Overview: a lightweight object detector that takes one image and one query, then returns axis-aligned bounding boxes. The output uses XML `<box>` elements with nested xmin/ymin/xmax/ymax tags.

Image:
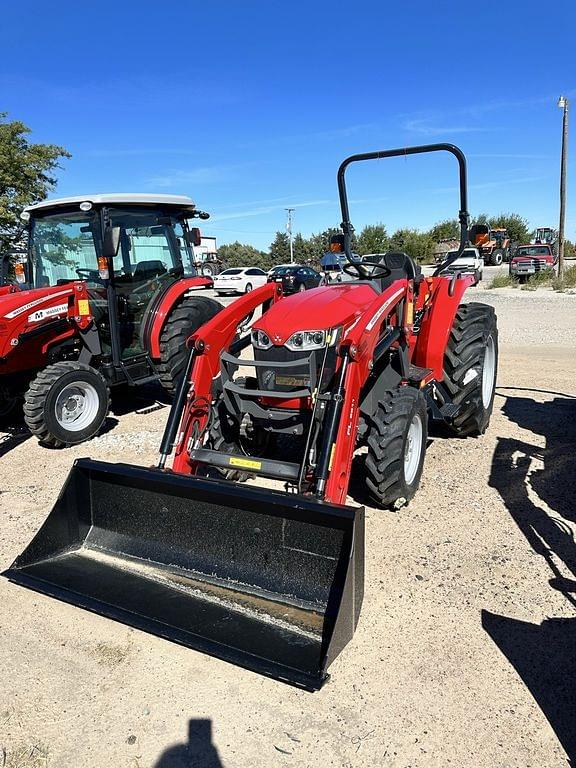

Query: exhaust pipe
<box><xmin>4</xmin><ymin>459</ymin><xmax>364</xmax><ymax>689</ymax></box>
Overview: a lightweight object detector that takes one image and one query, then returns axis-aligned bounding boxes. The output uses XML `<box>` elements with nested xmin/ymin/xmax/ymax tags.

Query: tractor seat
<box><xmin>133</xmin><ymin>260</ymin><xmax>167</xmax><ymax>281</ymax></box>
<box><xmin>365</xmin><ymin>251</ymin><xmax>422</xmax><ymax>291</ymax></box>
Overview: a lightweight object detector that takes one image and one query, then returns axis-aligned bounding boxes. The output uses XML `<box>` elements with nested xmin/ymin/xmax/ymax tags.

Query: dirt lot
<box><xmin>1</xmin><ymin>287</ymin><xmax>576</xmax><ymax>768</ymax></box>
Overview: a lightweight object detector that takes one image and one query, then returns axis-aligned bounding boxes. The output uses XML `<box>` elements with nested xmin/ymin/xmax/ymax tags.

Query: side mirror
<box><xmin>187</xmin><ymin>227</ymin><xmax>202</xmax><ymax>247</ymax></box>
<box><xmin>102</xmin><ymin>226</ymin><xmax>121</xmax><ymax>259</ymax></box>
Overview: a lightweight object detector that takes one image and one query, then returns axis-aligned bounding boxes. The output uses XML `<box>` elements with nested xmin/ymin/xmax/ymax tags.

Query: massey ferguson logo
<box><xmin>28</xmin><ymin>303</ymin><xmax>68</xmax><ymax>323</ymax></box>
<box><xmin>4</xmin><ymin>289</ymin><xmax>72</xmax><ymax>319</ymax></box>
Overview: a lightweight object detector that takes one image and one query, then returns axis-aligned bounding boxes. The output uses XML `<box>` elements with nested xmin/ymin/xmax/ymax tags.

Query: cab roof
<box><xmin>24</xmin><ymin>194</ymin><xmax>197</xmax><ymax>214</ymax></box>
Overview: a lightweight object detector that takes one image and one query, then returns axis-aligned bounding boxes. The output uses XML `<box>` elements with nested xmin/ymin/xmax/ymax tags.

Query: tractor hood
<box><xmin>0</xmin><ymin>285</ymin><xmax>75</xmax><ymax>324</ymax></box>
<box><xmin>254</xmin><ymin>283</ymin><xmax>378</xmax><ymax>344</ymax></box>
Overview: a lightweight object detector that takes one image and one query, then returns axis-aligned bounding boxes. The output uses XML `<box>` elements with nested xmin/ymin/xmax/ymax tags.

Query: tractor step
<box><xmin>190</xmin><ymin>448</ymin><xmax>301</xmax><ymax>482</ymax></box>
<box><xmin>407</xmin><ymin>365</ymin><xmax>433</xmax><ymax>383</ymax></box>
<box><xmin>439</xmin><ymin>402</ymin><xmax>459</xmax><ymax>420</ymax></box>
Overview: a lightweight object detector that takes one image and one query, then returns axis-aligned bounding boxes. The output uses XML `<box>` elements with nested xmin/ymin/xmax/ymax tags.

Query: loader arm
<box><xmin>324</xmin><ymin>281</ymin><xmax>410</xmax><ymax>505</ymax></box>
<box><xmin>171</xmin><ymin>282</ymin><xmax>282</xmax><ymax>472</ymax></box>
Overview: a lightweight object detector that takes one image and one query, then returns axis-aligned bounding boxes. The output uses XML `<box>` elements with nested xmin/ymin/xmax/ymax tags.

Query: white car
<box><xmin>439</xmin><ymin>247</ymin><xmax>483</xmax><ymax>285</ymax></box>
<box><xmin>214</xmin><ymin>267</ymin><xmax>268</xmax><ymax>295</ymax></box>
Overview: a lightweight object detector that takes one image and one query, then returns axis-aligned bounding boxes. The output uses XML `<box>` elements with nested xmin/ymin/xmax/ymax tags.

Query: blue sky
<box><xmin>2</xmin><ymin>0</ymin><xmax>574</xmax><ymax>248</ymax></box>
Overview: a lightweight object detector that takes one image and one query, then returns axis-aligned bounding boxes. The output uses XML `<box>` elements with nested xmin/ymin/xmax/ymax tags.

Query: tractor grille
<box><xmin>253</xmin><ymin>345</ymin><xmax>338</xmax><ymax>395</ymax></box>
<box><xmin>254</xmin><ymin>346</ymin><xmax>316</xmax><ymax>393</ymax></box>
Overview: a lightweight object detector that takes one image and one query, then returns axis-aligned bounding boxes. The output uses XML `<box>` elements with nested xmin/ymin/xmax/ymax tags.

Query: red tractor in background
<box><xmin>0</xmin><ymin>194</ymin><xmax>222</xmax><ymax>444</ymax></box>
<box><xmin>6</xmin><ymin>144</ymin><xmax>499</xmax><ymax>690</ymax></box>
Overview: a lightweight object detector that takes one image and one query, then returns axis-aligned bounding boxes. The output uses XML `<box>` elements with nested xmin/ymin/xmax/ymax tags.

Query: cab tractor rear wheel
<box><xmin>443</xmin><ymin>302</ymin><xmax>498</xmax><ymax>436</ymax></box>
<box><xmin>158</xmin><ymin>296</ymin><xmax>223</xmax><ymax>395</ymax></box>
<box><xmin>23</xmin><ymin>362</ymin><xmax>110</xmax><ymax>448</ymax></box>
<box><xmin>364</xmin><ymin>387</ymin><xmax>428</xmax><ymax>509</ymax></box>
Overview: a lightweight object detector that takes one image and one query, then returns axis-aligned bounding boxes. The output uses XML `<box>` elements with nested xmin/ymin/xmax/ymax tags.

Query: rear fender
<box><xmin>413</xmin><ymin>275</ymin><xmax>474</xmax><ymax>379</ymax></box>
<box><xmin>147</xmin><ymin>277</ymin><xmax>214</xmax><ymax>359</ymax></box>
<box><xmin>172</xmin><ymin>283</ymin><xmax>282</xmax><ymax>473</ymax></box>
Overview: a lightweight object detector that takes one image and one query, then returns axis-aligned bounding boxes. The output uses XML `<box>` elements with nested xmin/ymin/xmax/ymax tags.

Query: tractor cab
<box><xmin>22</xmin><ymin>195</ymin><xmax>208</xmax><ymax>367</ymax></box>
<box><xmin>0</xmin><ymin>195</ymin><xmax>220</xmax><ymax>441</ymax></box>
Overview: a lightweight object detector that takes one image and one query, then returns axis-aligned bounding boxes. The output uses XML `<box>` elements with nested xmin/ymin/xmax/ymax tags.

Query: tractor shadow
<box><xmin>110</xmin><ymin>381</ymin><xmax>171</xmax><ymax>418</ymax></box>
<box><xmin>485</xmin><ymin>391</ymin><xmax>576</xmax><ymax>764</ymax></box>
<box><xmin>153</xmin><ymin>719</ymin><xmax>224</xmax><ymax>768</ymax></box>
<box><xmin>0</xmin><ymin>421</ymin><xmax>32</xmax><ymax>459</ymax></box>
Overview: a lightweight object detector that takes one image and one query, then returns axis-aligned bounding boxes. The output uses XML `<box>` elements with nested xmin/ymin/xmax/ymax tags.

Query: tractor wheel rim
<box><xmin>482</xmin><ymin>335</ymin><xmax>496</xmax><ymax>408</ymax></box>
<box><xmin>55</xmin><ymin>382</ymin><xmax>100</xmax><ymax>432</ymax></box>
<box><xmin>404</xmin><ymin>413</ymin><xmax>423</xmax><ymax>485</ymax></box>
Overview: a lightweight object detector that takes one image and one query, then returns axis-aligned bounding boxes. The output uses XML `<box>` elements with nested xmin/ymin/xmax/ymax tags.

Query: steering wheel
<box><xmin>76</xmin><ymin>268</ymin><xmax>105</xmax><ymax>285</ymax></box>
<box><xmin>343</xmin><ymin>259</ymin><xmax>391</xmax><ymax>280</ymax></box>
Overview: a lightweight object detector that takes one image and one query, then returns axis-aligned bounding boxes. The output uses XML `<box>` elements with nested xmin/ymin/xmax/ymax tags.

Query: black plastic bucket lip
<box><xmin>4</xmin><ymin>566</ymin><xmax>327</xmax><ymax>691</ymax></box>
<box><xmin>3</xmin><ymin>459</ymin><xmax>363</xmax><ymax>691</ymax></box>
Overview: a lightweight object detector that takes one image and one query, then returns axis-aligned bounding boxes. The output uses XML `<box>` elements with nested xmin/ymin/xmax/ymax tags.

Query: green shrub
<box><xmin>489</xmin><ymin>274</ymin><xmax>518</xmax><ymax>289</ymax></box>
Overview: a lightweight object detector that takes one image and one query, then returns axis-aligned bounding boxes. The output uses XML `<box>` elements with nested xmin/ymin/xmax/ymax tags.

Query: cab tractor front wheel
<box><xmin>24</xmin><ymin>362</ymin><xmax>110</xmax><ymax>448</ymax></box>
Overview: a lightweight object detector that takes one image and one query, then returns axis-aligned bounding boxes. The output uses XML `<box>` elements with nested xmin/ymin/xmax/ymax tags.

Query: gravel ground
<box><xmin>1</xmin><ymin>287</ymin><xmax>576</xmax><ymax>767</ymax></box>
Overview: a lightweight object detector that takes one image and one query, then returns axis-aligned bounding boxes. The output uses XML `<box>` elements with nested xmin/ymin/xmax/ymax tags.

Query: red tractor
<box><xmin>0</xmin><ymin>194</ymin><xmax>222</xmax><ymax>443</ymax></box>
<box><xmin>6</xmin><ymin>144</ymin><xmax>498</xmax><ymax>690</ymax></box>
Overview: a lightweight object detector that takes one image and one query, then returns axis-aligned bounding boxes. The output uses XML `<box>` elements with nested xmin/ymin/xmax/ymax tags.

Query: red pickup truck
<box><xmin>509</xmin><ymin>244</ymin><xmax>556</xmax><ymax>281</ymax></box>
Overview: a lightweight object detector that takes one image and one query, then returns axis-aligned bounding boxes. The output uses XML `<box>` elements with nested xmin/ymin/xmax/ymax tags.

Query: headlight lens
<box><xmin>251</xmin><ymin>329</ymin><xmax>273</xmax><ymax>349</ymax></box>
<box><xmin>285</xmin><ymin>330</ymin><xmax>327</xmax><ymax>352</ymax></box>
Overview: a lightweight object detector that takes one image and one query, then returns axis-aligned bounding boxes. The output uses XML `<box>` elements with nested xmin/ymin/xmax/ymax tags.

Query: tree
<box><xmin>292</xmin><ymin>232</ymin><xmax>316</xmax><ymax>264</ymax></box>
<box><xmin>269</xmin><ymin>231</ymin><xmax>291</xmax><ymax>264</ymax></box>
<box><xmin>388</xmin><ymin>228</ymin><xmax>436</xmax><ymax>264</ymax></box>
<box><xmin>0</xmin><ymin>112</ymin><xmax>71</xmax><ymax>257</ymax></box>
<box><xmin>428</xmin><ymin>219</ymin><xmax>459</xmax><ymax>242</ymax></box>
<box><xmin>357</xmin><ymin>224</ymin><xmax>389</xmax><ymax>255</ymax></box>
<box><xmin>218</xmin><ymin>241</ymin><xmax>270</xmax><ymax>270</ymax></box>
<box><xmin>487</xmin><ymin>213</ymin><xmax>531</xmax><ymax>244</ymax></box>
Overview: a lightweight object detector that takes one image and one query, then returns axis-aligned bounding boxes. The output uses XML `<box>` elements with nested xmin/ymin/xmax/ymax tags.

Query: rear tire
<box><xmin>443</xmin><ymin>303</ymin><xmax>498</xmax><ymax>436</ymax></box>
<box><xmin>364</xmin><ymin>387</ymin><xmax>428</xmax><ymax>509</ymax></box>
<box><xmin>158</xmin><ymin>296</ymin><xmax>223</xmax><ymax>395</ymax></box>
<box><xmin>244</xmin><ymin>283</ymin><xmax>253</xmax><ymax>294</ymax></box>
<box><xmin>24</xmin><ymin>362</ymin><xmax>110</xmax><ymax>448</ymax></box>
<box><xmin>201</xmin><ymin>263</ymin><xmax>215</xmax><ymax>277</ymax></box>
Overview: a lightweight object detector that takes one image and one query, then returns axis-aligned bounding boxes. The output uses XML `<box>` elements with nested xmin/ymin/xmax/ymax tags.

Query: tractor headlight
<box><xmin>285</xmin><ymin>330</ymin><xmax>327</xmax><ymax>352</ymax></box>
<box><xmin>251</xmin><ymin>329</ymin><xmax>273</xmax><ymax>350</ymax></box>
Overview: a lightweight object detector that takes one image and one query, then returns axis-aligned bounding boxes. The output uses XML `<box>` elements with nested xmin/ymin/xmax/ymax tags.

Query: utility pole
<box><xmin>285</xmin><ymin>208</ymin><xmax>294</xmax><ymax>263</ymax></box>
<box><xmin>557</xmin><ymin>96</ymin><xmax>569</xmax><ymax>279</ymax></box>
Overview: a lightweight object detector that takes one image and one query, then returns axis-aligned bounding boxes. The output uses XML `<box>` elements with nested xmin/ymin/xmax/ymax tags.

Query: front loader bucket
<box><xmin>4</xmin><ymin>459</ymin><xmax>364</xmax><ymax>690</ymax></box>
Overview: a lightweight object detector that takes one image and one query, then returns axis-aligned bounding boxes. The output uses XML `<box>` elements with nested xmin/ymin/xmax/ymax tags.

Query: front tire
<box><xmin>443</xmin><ymin>303</ymin><xmax>498</xmax><ymax>436</ymax></box>
<box><xmin>490</xmin><ymin>249</ymin><xmax>504</xmax><ymax>266</ymax></box>
<box><xmin>244</xmin><ymin>282</ymin><xmax>253</xmax><ymax>294</ymax></box>
<box><xmin>23</xmin><ymin>362</ymin><xmax>110</xmax><ymax>447</ymax></box>
<box><xmin>158</xmin><ymin>295</ymin><xmax>223</xmax><ymax>395</ymax></box>
<box><xmin>365</xmin><ymin>387</ymin><xmax>428</xmax><ymax>509</ymax></box>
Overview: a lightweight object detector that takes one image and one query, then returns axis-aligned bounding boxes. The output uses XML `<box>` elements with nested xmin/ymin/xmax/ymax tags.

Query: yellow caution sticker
<box><xmin>77</xmin><ymin>299</ymin><xmax>90</xmax><ymax>316</ymax></box>
<box><xmin>406</xmin><ymin>302</ymin><xmax>414</xmax><ymax>325</ymax></box>
<box><xmin>229</xmin><ymin>457</ymin><xmax>262</xmax><ymax>470</ymax></box>
<box><xmin>328</xmin><ymin>443</ymin><xmax>336</xmax><ymax>471</ymax></box>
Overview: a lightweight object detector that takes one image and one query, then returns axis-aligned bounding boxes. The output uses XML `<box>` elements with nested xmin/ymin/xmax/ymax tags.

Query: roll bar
<box><xmin>336</xmin><ymin>143</ymin><xmax>470</xmax><ymax>276</ymax></box>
